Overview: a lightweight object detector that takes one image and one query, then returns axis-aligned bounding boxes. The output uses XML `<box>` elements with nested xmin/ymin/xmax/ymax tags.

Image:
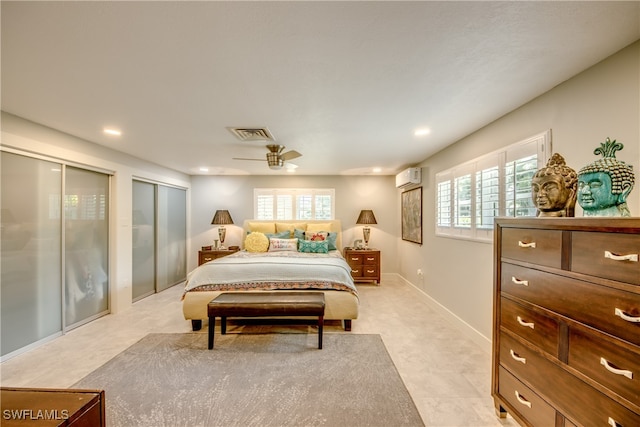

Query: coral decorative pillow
<box><xmin>298</xmin><ymin>239</ymin><xmax>329</xmax><ymax>253</ymax></box>
<box><xmin>305</xmin><ymin>231</ymin><xmax>338</xmax><ymax>251</ymax></box>
<box><xmin>268</xmin><ymin>238</ymin><xmax>298</xmax><ymax>252</ymax></box>
<box><xmin>245</xmin><ymin>232</ymin><xmax>269</xmax><ymax>253</ymax></box>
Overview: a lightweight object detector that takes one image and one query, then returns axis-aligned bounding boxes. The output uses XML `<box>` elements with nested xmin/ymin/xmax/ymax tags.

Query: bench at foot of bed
<box><xmin>190</xmin><ymin>318</ymin><xmax>351</xmax><ymax>331</ymax></box>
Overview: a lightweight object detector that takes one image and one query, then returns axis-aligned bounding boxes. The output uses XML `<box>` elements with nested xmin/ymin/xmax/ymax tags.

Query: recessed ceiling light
<box><xmin>103</xmin><ymin>128</ymin><xmax>122</xmax><ymax>136</ymax></box>
<box><xmin>199</xmin><ymin>167</ymin><xmax>209</xmax><ymax>173</ymax></box>
<box><xmin>372</xmin><ymin>167</ymin><xmax>382</xmax><ymax>173</ymax></box>
<box><xmin>414</xmin><ymin>128</ymin><xmax>431</xmax><ymax>136</ymax></box>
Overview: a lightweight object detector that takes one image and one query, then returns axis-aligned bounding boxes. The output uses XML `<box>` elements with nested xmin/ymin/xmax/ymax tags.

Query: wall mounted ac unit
<box><xmin>395</xmin><ymin>167</ymin><xmax>421</xmax><ymax>188</ymax></box>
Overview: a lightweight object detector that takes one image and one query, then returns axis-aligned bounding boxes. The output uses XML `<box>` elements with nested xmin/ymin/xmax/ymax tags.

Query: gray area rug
<box><xmin>73</xmin><ymin>333</ymin><xmax>424</xmax><ymax>427</ymax></box>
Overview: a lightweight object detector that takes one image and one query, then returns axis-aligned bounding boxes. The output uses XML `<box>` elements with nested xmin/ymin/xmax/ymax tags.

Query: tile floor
<box><xmin>0</xmin><ymin>276</ymin><xmax>518</xmax><ymax>427</ymax></box>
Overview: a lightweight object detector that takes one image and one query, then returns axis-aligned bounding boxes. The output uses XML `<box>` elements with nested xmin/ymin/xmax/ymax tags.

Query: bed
<box><xmin>182</xmin><ymin>219</ymin><xmax>359</xmax><ymax>331</ymax></box>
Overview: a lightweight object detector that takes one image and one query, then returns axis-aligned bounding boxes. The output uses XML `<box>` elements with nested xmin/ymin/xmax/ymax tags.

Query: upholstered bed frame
<box><xmin>182</xmin><ymin>219</ymin><xmax>359</xmax><ymax>331</ymax></box>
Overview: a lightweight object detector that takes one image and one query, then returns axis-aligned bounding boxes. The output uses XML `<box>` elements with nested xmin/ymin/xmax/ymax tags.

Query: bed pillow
<box><xmin>306</xmin><ymin>223</ymin><xmax>332</xmax><ymax>232</ymax></box>
<box><xmin>245</xmin><ymin>232</ymin><xmax>270</xmax><ymax>253</ymax></box>
<box><xmin>276</xmin><ymin>222</ymin><xmax>307</xmax><ymax>237</ymax></box>
<box><xmin>293</xmin><ymin>228</ymin><xmax>306</xmax><ymax>241</ymax></box>
<box><xmin>305</xmin><ymin>231</ymin><xmax>338</xmax><ymax>251</ymax></box>
<box><xmin>268</xmin><ymin>238</ymin><xmax>298</xmax><ymax>252</ymax></box>
<box><xmin>247</xmin><ymin>222</ymin><xmax>276</xmax><ymax>234</ymax></box>
<box><xmin>298</xmin><ymin>239</ymin><xmax>329</xmax><ymax>254</ymax></box>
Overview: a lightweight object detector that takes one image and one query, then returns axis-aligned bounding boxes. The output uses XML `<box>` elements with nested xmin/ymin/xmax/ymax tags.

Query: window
<box><xmin>254</xmin><ymin>188</ymin><xmax>335</xmax><ymax>220</ymax></box>
<box><xmin>436</xmin><ymin>130</ymin><xmax>550</xmax><ymax>241</ymax></box>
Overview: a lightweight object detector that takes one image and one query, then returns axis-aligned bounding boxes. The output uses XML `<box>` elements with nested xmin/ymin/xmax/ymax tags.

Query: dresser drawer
<box><xmin>362</xmin><ymin>252</ymin><xmax>379</xmax><ymax>265</ymax></box>
<box><xmin>500</xmin><ymin>297</ymin><xmax>559</xmax><ymax>356</ymax></box>
<box><xmin>346</xmin><ymin>253</ymin><xmax>365</xmax><ymax>266</ymax></box>
<box><xmin>498</xmin><ymin>366</ymin><xmax>557</xmax><ymax>427</ymax></box>
<box><xmin>501</xmin><ymin>228</ymin><xmax>563</xmax><ymax>268</ymax></box>
<box><xmin>501</xmin><ymin>263</ymin><xmax>640</xmax><ymax>346</ymax></box>
<box><xmin>572</xmin><ymin>231</ymin><xmax>640</xmax><ymax>286</ymax></box>
<box><xmin>500</xmin><ymin>332</ymin><xmax>640</xmax><ymax>427</ymax></box>
<box><xmin>362</xmin><ymin>266</ymin><xmax>379</xmax><ymax>278</ymax></box>
<box><xmin>569</xmin><ymin>327</ymin><xmax>640</xmax><ymax>407</ymax></box>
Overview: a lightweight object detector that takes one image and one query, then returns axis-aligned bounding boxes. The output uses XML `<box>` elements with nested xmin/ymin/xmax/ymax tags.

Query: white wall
<box><xmin>1</xmin><ymin>113</ymin><xmax>191</xmax><ymax>314</ymax></box>
<box><xmin>398</xmin><ymin>40</ymin><xmax>640</xmax><ymax>348</ymax></box>
<box><xmin>189</xmin><ymin>174</ymin><xmax>397</xmax><ymax>273</ymax></box>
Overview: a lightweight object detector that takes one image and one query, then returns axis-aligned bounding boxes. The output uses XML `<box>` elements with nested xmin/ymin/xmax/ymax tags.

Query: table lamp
<box><xmin>211</xmin><ymin>210</ymin><xmax>234</xmax><ymax>249</ymax></box>
<box><xmin>356</xmin><ymin>210</ymin><xmax>377</xmax><ymax>249</ymax></box>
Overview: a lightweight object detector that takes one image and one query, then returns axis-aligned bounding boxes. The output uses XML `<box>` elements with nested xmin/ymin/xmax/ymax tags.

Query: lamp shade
<box><xmin>211</xmin><ymin>210</ymin><xmax>234</xmax><ymax>225</ymax></box>
<box><xmin>356</xmin><ymin>210</ymin><xmax>377</xmax><ymax>225</ymax></box>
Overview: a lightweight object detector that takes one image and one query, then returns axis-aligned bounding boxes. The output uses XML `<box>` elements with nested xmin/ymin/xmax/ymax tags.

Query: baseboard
<box><xmin>393</xmin><ymin>273</ymin><xmax>492</xmax><ymax>354</ymax></box>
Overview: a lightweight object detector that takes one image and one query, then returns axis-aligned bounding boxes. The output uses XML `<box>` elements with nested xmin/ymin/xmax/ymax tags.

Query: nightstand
<box><xmin>343</xmin><ymin>248</ymin><xmax>380</xmax><ymax>284</ymax></box>
<box><xmin>198</xmin><ymin>248</ymin><xmax>239</xmax><ymax>265</ymax></box>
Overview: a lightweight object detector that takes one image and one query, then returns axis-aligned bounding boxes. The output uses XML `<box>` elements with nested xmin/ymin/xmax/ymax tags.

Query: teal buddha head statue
<box><xmin>577</xmin><ymin>138</ymin><xmax>635</xmax><ymax>217</ymax></box>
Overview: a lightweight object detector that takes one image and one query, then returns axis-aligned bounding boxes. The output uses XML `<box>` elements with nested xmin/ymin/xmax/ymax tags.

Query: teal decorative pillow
<box><xmin>298</xmin><ymin>239</ymin><xmax>329</xmax><ymax>253</ymax></box>
<box><xmin>305</xmin><ymin>231</ymin><xmax>338</xmax><ymax>251</ymax></box>
<box><xmin>293</xmin><ymin>228</ymin><xmax>306</xmax><ymax>241</ymax></box>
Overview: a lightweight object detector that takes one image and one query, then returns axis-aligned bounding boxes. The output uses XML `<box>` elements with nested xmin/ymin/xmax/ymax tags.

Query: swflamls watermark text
<box><xmin>3</xmin><ymin>409</ymin><xmax>70</xmax><ymax>421</ymax></box>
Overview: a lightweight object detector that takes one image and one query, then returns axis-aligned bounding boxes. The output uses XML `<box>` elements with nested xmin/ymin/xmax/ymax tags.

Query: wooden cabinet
<box><xmin>198</xmin><ymin>248</ymin><xmax>239</xmax><ymax>265</ymax></box>
<box><xmin>493</xmin><ymin>218</ymin><xmax>640</xmax><ymax>427</ymax></box>
<box><xmin>1</xmin><ymin>387</ymin><xmax>105</xmax><ymax>426</ymax></box>
<box><xmin>344</xmin><ymin>249</ymin><xmax>380</xmax><ymax>284</ymax></box>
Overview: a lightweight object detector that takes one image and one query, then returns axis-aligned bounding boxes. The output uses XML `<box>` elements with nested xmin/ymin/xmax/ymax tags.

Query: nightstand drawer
<box><xmin>362</xmin><ymin>253</ymin><xmax>379</xmax><ymax>265</ymax></box>
<box><xmin>572</xmin><ymin>231</ymin><xmax>640</xmax><ymax>286</ymax></box>
<box><xmin>501</xmin><ymin>228</ymin><xmax>563</xmax><ymax>269</ymax></box>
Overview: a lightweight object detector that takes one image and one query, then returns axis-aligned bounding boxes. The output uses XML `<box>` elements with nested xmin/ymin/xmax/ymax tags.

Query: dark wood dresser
<box><xmin>493</xmin><ymin>218</ymin><xmax>639</xmax><ymax>427</ymax></box>
<box><xmin>198</xmin><ymin>248</ymin><xmax>239</xmax><ymax>265</ymax></box>
<box><xmin>343</xmin><ymin>248</ymin><xmax>380</xmax><ymax>284</ymax></box>
<box><xmin>1</xmin><ymin>387</ymin><xmax>105</xmax><ymax>426</ymax></box>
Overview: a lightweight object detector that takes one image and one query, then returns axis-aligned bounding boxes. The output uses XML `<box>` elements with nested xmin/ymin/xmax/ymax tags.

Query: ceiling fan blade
<box><xmin>280</xmin><ymin>150</ymin><xmax>302</xmax><ymax>161</ymax></box>
<box><xmin>232</xmin><ymin>157</ymin><xmax>266</xmax><ymax>162</ymax></box>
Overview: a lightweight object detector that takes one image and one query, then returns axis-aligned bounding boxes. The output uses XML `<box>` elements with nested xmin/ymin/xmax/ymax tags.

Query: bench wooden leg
<box><xmin>221</xmin><ymin>316</ymin><xmax>227</xmax><ymax>334</ymax></box>
<box><xmin>318</xmin><ymin>315</ymin><xmax>324</xmax><ymax>349</ymax></box>
<box><xmin>208</xmin><ymin>317</ymin><xmax>215</xmax><ymax>349</ymax></box>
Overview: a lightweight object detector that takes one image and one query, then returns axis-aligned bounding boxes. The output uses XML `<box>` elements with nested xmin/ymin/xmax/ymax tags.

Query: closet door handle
<box><xmin>604</xmin><ymin>250</ymin><xmax>638</xmax><ymax>262</ymax></box>
<box><xmin>615</xmin><ymin>308</ymin><xmax>640</xmax><ymax>323</ymax></box>
<box><xmin>510</xmin><ymin>349</ymin><xmax>526</xmax><ymax>364</ymax></box>
<box><xmin>514</xmin><ymin>391</ymin><xmax>532</xmax><ymax>408</ymax></box>
<box><xmin>518</xmin><ymin>241</ymin><xmax>536</xmax><ymax>248</ymax></box>
<box><xmin>600</xmin><ymin>357</ymin><xmax>633</xmax><ymax>379</ymax></box>
<box><xmin>516</xmin><ymin>316</ymin><xmax>535</xmax><ymax>329</ymax></box>
<box><xmin>511</xmin><ymin>277</ymin><xmax>529</xmax><ymax>287</ymax></box>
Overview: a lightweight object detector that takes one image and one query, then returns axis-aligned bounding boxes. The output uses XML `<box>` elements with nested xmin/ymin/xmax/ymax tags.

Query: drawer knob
<box><xmin>517</xmin><ymin>241</ymin><xmax>536</xmax><ymax>249</ymax></box>
<box><xmin>614</xmin><ymin>307</ymin><xmax>640</xmax><ymax>323</ymax></box>
<box><xmin>511</xmin><ymin>276</ymin><xmax>529</xmax><ymax>287</ymax></box>
<box><xmin>516</xmin><ymin>316</ymin><xmax>535</xmax><ymax>329</ymax></box>
<box><xmin>600</xmin><ymin>357</ymin><xmax>634</xmax><ymax>380</ymax></box>
<box><xmin>514</xmin><ymin>391</ymin><xmax>532</xmax><ymax>408</ymax></box>
<box><xmin>608</xmin><ymin>417</ymin><xmax>623</xmax><ymax>427</ymax></box>
<box><xmin>510</xmin><ymin>349</ymin><xmax>527</xmax><ymax>364</ymax></box>
<box><xmin>604</xmin><ymin>250</ymin><xmax>638</xmax><ymax>262</ymax></box>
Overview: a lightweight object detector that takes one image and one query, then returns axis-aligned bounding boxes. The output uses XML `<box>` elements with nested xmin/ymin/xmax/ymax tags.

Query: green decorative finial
<box><xmin>593</xmin><ymin>137</ymin><xmax>623</xmax><ymax>159</ymax></box>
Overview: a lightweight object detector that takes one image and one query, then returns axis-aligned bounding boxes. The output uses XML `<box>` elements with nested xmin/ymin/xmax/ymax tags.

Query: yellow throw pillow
<box><xmin>306</xmin><ymin>223</ymin><xmax>332</xmax><ymax>232</ymax></box>
<box><xmin>247</xmin><ymin>222</ymin><xmax>276</xmax><ymax>233</ymax></box>
<box><xmin>245</xmin><ymin>232</ymin><xmax>270</xmax><ymax>253</ymax></box>
<box><xmin>276</xmin><ymin>222</ymin><xmax>307</xmax><ymax>237</ymax></box>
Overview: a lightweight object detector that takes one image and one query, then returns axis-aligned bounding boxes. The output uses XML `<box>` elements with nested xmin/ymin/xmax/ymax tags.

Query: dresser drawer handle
<box><xmin>516</xmin><ymin>316</ymin><xmax>535</xmax><ymax>329</ymax></box>
<box><xmin>615</xmin><ymin>308</ymin><xmax>640</xmax><ymax>323</ymax></box>
<box><xmin>366</xmin><ymin>257</ymin><xmax>376</xmax><ymax>261</ymax></box>
<box><xmin>511</xmin><ymin>277</ymin><xmax>529</xmax><ymax>286</ymax></box>
<box><xmin>604</xmin><ymin>250</ymin><xmax>638</xmax><ymax>262</ymax></box>
<box><xmin>608</xmin><ymin>417</ymin><xmax>623</xmax><ymax>427</ymax></box>
<box><xmin>600</xmin><ymin>357</ymin><xmax>634</xmax><ymax>379</ymax></box>
<box><xmin>366</xmin><ymin>269</ymin><xmax>376</xmax><ymax>274</ymax></box>
<box><xmin>517</xmin><ymin>241</ymin><xmax>536</xmax><ymax>249</ymax></box>
<box><xmin>510</xmin><ymin>349</ymin><xmax>526</xmax><ymax>364</ymax></box>
<box><xmin>514</xmin><ymin>391</ymin><xmax>532</xmax><ymax>408</ymax></box>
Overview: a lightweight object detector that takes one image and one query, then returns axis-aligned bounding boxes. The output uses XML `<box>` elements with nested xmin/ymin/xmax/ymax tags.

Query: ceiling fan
<box><xmin>233</xmin><ymin>144</ymin><xmax>302</xmax><ymax>170</ymax></box>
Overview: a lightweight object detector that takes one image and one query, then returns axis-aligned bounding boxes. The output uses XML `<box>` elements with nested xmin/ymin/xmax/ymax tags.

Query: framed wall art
<box><xmin>401</xmin><ymin>186</ymin><xmax>422</xmax><ymax>244</ymax></box>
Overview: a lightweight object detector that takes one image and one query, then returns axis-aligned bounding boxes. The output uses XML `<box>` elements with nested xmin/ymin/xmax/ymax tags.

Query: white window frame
<box><xmin>435</xmin><ymin>130</ymin><xmax>551</xmax><ymax>242</ymax></box>
<box><xmin>254</xmin><ymin>188</ymin><xmax>335</xmax><ymax>220</ymax></box>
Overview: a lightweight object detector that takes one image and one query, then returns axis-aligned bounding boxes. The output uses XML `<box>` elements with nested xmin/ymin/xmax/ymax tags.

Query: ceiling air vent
<box><xmin>227</xmin><ymin>127</ymin><xmax>275</xmax><ymax>142</ymax></box>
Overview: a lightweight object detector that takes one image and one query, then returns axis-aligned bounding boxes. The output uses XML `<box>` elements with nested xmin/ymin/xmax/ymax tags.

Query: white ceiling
<box><xmin>2</xmin><ymin>1</ymin><xmax>639</xmax><ymax>176</ymax></box>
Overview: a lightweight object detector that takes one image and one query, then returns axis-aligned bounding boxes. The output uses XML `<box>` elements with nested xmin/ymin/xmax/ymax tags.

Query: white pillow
<box><xmin>268</xmin><ymin>238</ymin><xmax>298</xmax><ymax>252</ymax></box>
